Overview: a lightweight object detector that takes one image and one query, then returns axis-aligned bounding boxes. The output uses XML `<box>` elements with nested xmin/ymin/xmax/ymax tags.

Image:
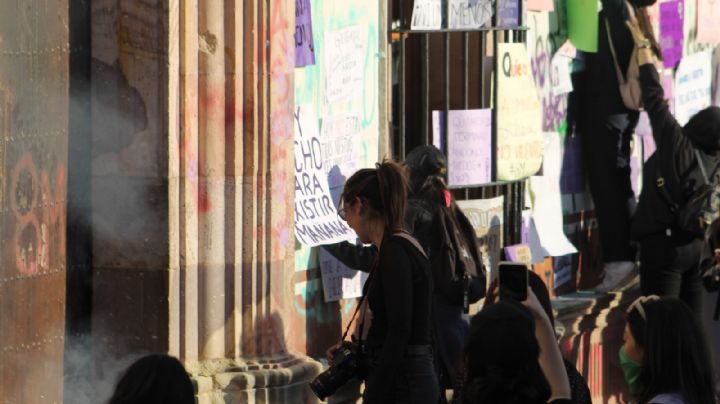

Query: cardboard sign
<box><xmin>448</xmin><ymin>0</ymin><xmax>494</xmax><ymax>29</ymax></box>
<box><xmin>432</xmin><ymin>109</ymin><xmax>492</xmax><ymax>187</ymax></box>
<box><xmin>411</xmin><ymin>0</ymin><xmax>443</xmax><ymax>29</ymax></box>
<box><xmin>674</xmin><ymin>50</ymin><xmax>712</xmax><ymax>126</ymax></box>
<box><xmin>456</xmin><ymin>197</ymin><xmax>504</xmax><ymax>278</ymax></box>
<box><xmin>496</xmin><ymin>43</ymin><xmax>545</xmax><ymax>181</ymax></box>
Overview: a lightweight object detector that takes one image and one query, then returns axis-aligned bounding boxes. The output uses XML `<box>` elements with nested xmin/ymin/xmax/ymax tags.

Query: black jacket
<box><xmin>631</xmin><ymin>64</ymin><xmax>720</xmax><ymax>240</ymax></box>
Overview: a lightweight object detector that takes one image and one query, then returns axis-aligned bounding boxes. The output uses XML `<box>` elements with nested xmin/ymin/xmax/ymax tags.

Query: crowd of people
<box><xmin>312</xmin><ymin>0</ymin><xmax>720</xmax><ymax>402</ymax></box>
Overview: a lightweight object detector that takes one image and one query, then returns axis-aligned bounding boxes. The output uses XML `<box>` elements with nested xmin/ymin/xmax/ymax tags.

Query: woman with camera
<box><xmin>321</xmin><ymin>160</ymin><xmax>439</xmax><ymax>403</ymax></box>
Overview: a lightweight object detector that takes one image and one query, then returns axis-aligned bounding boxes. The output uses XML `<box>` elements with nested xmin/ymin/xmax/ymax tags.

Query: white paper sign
<box><xmin>325</xmin><ymin>26</ymin><xmax>365</xmax><ymax>104</ymax></box>
<box><xmin>448</xmin><ymin>0</ymin><xmax>494</xmax><ymax>29</ymax></box>
<box><xmin>551</xmin><ymin>52</ymin><xmax>573</xmax><ymax>96</ymax></box>
<box><xmin>674</xmin><ymin>50</ymin><xmax>712</xmax><ymax>126</ymax></box>
<box><xmin>411</xmin><ymin>0</ymin><xmax>442</xmax><ymax>30</ymax></box>
<box><xmin>294</xmin><ymin>106</ymin><xmax>356</xmax><ymax>246</ymax></box>
<box><xmin>528</xmin><ymin>133</ymin><xmax>578</xmax><ymax>257</ymax></box>
<box><xmin>319</xmin><ymin>248</ymin><xmax>369</xmax><ymax>302</ymax></box>
<box><xmin>456</xmin><ymin>197</ymin><xmax>504</xmax><ymax>279</ymax></box>
<box><xmin>320</xmin><ymin>114</ymin><xmax>361</xmax><ymax>203</ymax></box>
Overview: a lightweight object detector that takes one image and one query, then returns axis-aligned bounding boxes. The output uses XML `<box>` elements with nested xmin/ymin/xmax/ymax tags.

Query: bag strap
<box><xmin>694</xmin><ymin>149</ymin><xmax>713</xmax><ymax>185</ymax></box>
<box><xmin>394</xmin><ymin>231</ymin><xmax>428</xmax><ymax>259</ymax></box>
<box><xmin>341</xmin><ymin>263</ymin><xmax>377</xmax><ymax>342</ymax></box>
<box><xmin>604</xmin><ymin>18</ymin><xmax>627</xmax><ymax>85</ymax></box>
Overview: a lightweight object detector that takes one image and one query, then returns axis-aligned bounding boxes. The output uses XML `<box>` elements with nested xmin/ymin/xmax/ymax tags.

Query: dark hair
<box><xmin>464</xmin><ymin>302</ymin><xmax>551</xmax><ymax>404</ymax></box>
<box><xmin>485</xmin><ymin>269</ymin><xmax>555</xmax><ymax>329</ymax></box>
<box><xmin>404</xmin><ymin>145</ymin><xmax>447</xmax><ymax>196</ymax></box>
<box><xmin>108</xmin><ymin>354</ymin><xmax>194</xmax><ymax>404</ymax></box>
<box><xmin>626</xmin><ymin>298</ymin><xmax>716</xmax><ymax>404</ymax></box>
<box><xmin>341</xmin><ymin>160</ymin><xmax>408</xmax><ymax>234</ymax></box>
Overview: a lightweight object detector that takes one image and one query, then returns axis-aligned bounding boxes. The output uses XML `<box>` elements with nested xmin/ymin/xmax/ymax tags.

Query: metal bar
<box><xmin>400</xmin><ymin>33</ymin><xmax>406</xmax><ymax>159</ymax></box>
<box><xmin>480</xmin><ymin>32</ymin><xmax>486</xmax><ymax>109</ymax></box>
<box><xmin>463</xmin><ymin>32</ymin><xmax>469</xmax><ymax>109</ymax></box>
<box><xmin>443</xmin><ymin>32</ymin><xmax>450</xmax><ymax>156</ymax></box>
<box><xmin>422</xmin><ymin>33</ymin><xmax>430</xmax><ymax>145</ymax></box>
<box><xmin>391</xmin><ymin>26</ymin><xmax>529</xmax><ymax>34</ymax></box>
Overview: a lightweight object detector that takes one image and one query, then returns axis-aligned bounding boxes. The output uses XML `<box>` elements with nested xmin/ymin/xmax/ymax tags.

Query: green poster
<box><xmin>567</xmin><ymin>0</ymin><xmax>598</xmax><ymax>52</ymax></box>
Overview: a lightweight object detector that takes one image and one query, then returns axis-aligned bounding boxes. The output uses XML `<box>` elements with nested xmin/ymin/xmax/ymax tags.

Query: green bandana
<box><xmin>619</xmin><ymin>345</ymin><xmax>643</xmax><ymax>395</ymax></box>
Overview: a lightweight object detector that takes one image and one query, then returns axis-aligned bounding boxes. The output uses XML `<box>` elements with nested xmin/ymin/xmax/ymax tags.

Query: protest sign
<box><xmin>411</xmin><ymin>0</ymin><xmax>443</xmax><ymax>29</ymax></box>
<box><xmin>497</xmin><ymin>43</ymin><xmax>545</xmax><ymax>181</ymax></box>
<box><xmin>528</xmin><ymin>0</ymin><xmax>553</xmax><ymax>12</ymax></box>
<box><xmin>448</xmin><ymin>0</ymin><xmax>494</xmax><ymax>29</ymax></box>
<box><xmin>567</xmin><ymin>0</ymin><xmax>598</xmax><ymax>52</ymax></box>
<box><xmin>674</xmin><ymin>50</ymin><xmax>712</xmax><ymax>126</ymax></box>
<box><xmin>504</xmin><ymin>244</ymin><xmax>532</xmax><ymax>265</ymax></box>
<box><xmin>294</xmin><ymin>0</ymin><xmax>316</xmax><ymax>67</ymax></box>
<box><xmin>325</xmin><ymin>26</ymin><xmax>365</xmax><ymax>104</ymax></box>
<box><xmin>320</xmin><ymin>114</ymin><xmax>361</xmax><ymax>203</ymax></box>
<box><xmin>457</xmin><ymin>197</ymin><xmax>504</xmax><ymax>278</ymax></box>
<box><xmin>432</xmin><ymin>109</ymin><xmax>492</xmax><ymax>187</ymax></box>
<box><xmin>660</xmin><ymin>0</ymin><xmax>684</xmax><ymax>69</ymax></box>
<box><xmin>497</xmin><ymin>0</ymin><xmax>520</xmax><ymax>26</ymax></box>
<box><xmin>294</xmin><ymin>106</ymin><xmax>356</xmax><ymax>247</ymax></box>
<box><xmin>319</xmin><ymin>248</ymin><xmax>368</xmax><ymax>302</ymax></box>
<box><xmin>697</xmin><ymin>0</ymin><xmax>720</xmax><ymax>44</ymax></box>
<box><xmin>527</xmin><ymin>12</ymin><xmax>569</xmax><ymax>132</ymax></box>
<box><xmin>521</xmin><ymin>210</ymin><xmax>547</xmax><ymax>264</ymax></box>
<box><xmin>528</xmin><ymin>133</ymin><xmax>578</xmax><ymax>257</ymax></box>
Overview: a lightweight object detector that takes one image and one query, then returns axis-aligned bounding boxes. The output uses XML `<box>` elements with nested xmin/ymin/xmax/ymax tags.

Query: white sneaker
<box><xmin>593</xmin><ymin>261</ymin><xmax>639</xmax><ymax>293</ymax></box>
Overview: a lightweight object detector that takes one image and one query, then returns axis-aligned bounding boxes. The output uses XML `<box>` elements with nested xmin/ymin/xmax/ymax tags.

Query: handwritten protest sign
<box><xmin>521</xmin><ymin>210</ymin><xmax>547</xmax><ymax>264</ymax></box>
<box><xmin>320</xmin><ymin>114</ymin><xmax>361</xmax><ymax>203</ymax></box>
<box><xmin>504</xmin><ymin>244</ymin><xmax>532</xmax><ymax>265</ymax></box>
<box><xmin>696</xmin><ymin>0</ymin><xmax>720</xmax><ymax>44</ymax></box>
<box><xmin>448</xmin><ymin>0</ymin><xmax>494</xmax><ymax>29</ymax></box>
<box><xmin>432</xmin><ymin>109</ymin><xmax>492</xmax><ymax>187</ymax></box>
<box><xmin>319</xmin><ymin>248</ymin><xmax>368</xmax><ymax>302</ymax></box>
<box><xmin>528</xmin><ymin>133</ymin><xmax>577</xmax><ymax>257</ymax></box>
<box><xmin>674</xmin><ymin>49</ymin><xmax>712</xmax><ymax>126</ymax></box>
<box><xmin>294</xmin><ymin>106</ymin><xmax>356</xmax><ymax>247</ymax></box>
<box><xmin>660</xmin><ymin>0</ymin><xmax>684</xmax><ymax>69</ymax></box>
<box><xmin>294</xmin><ymin>0</ymin><xmax>316</xmax><ymax>67</ymax></box>
<box><xmin>412</xmin><ymin>0</ymin><xmax>442</xmax><ymax>29</ymax></box>
<box><xmin>497</xmin><ymin>0</ymin><xmax>519</xmax><ymax>26</ymax></box>
<box><xmin>457</xmin><ymin>197</ymin><xmax>504</xmax><ymax>278</ymax></box>
<box><xmin>567</xmin><ymin>0</ymin><xmax>598</xmax><ymax>52</ymax></box>
<box><xmin>496</xmin><ymin>43</ymin><xmax>545</xmax><ymax>181</ymax></box>
<box><xmin>325</xmin><ymin>26</ymin><xmax>365</xmax><ymax>104</ymax></box>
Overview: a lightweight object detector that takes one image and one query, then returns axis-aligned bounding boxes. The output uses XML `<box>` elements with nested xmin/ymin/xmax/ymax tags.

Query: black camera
<box><xmin>309</xmin><ymin>342</ymin><xmax>365</xmax><ymax>400</ymax></box>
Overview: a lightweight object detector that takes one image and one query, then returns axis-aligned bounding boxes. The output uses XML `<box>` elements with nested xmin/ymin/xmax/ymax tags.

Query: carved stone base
<box><xmin>190</xmin><ymin>353</ymin><xmax>323</xmax><ymax>404</ymax></box>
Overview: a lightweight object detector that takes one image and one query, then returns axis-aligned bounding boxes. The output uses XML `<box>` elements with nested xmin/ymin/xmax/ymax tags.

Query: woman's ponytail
<box><xmin>375</xmin><ymin>160</ymin><xmax>408</xmax><ymax>234</ymax></box>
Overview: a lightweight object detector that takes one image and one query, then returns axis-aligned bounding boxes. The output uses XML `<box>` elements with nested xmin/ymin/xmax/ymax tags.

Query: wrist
<box><xmin>635</xmin><ymin>38</ymin><xmax>651</xmax><ymax>49</ymax></box>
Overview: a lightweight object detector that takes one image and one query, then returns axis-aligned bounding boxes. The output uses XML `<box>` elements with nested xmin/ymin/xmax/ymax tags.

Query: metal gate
<box><xmin>0</xmin><ymin>1</ymin><xmax>69</xmax><ymax>402</ymax></box>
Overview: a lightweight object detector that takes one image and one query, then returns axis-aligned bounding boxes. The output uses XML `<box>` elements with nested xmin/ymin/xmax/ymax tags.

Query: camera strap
<box><xmin>340</xmin><ymin>262</ymin><xmax>377</xmax><ymax>343</ymax></box>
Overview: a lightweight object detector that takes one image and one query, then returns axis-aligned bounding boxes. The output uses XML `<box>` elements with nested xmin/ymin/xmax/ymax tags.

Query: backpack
<box><xmin>605</xmin><ymin>1</ymin><xmax>643</xmax><ymax>111</ymax></box>
<box><xmin>431</xmin><ymin>205</ymin><xmax>487</xmax><ymax>312</ymax></box>
<box><xmin>656</xmin><ymin>148</ymin><xmax>720</xmax><ymax>238</ymax></box>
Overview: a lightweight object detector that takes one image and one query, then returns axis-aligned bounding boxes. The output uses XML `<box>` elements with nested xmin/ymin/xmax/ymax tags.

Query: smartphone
<box><xmin>498</xmin><ymin>261</ymin><xmax>529</xmax><ymax>301</ymax></box>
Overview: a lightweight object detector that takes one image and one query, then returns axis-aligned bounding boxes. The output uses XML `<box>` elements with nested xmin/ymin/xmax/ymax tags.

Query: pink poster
<box><xmin>697</xmin><ymin>0</ymin><xmax>720</xmax><ymax>44</ymax></box>
<box><xmin>433</xmin><ymin>109</ymin><xmax>493</xmax><ymax>187</ymax></box>
<box><xmin>527</xmin><ymin>0</ymin><xmax>554</xmax><ymax>11</ymax></box>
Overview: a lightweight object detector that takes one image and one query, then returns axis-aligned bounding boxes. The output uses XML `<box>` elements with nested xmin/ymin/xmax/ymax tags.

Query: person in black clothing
<box><xmin>463</xmin><ymin>294</ymin><xmax>571</xmax><ymax>404</ymax></box>
<box><xmin>323</xmin><ymin>146</ymin><xmax>484</xmax><ymax>402</ymax></box>
<box><xmin>107</xmin><ymin>354</ymin><xmax>194</xmax><ymax>404</ymax></box>
<box><xmin>484</xmin><ymin>270</ymin><xmax>592</xmax><ymax>404</ymax></box>
<box><xmin>626</xmin><ymin>18</ymin><xmax>720</xmax><ymax>317</ymax></box>
<box><xmin>570</xmin><ymin>0</ymin><xmax>661</xmax><ymax>292</ymax></box>
<box><xmin>336</xmin><ymin>160</ymin><xmax>439</xmax><ymax>403</ymax></box>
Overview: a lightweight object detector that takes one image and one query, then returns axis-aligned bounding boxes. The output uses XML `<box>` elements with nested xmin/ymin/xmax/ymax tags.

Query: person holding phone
<box><xmin>464</xmin><ymin>287</ymin><xmax>571</xmax><ymax>404</ymax></box>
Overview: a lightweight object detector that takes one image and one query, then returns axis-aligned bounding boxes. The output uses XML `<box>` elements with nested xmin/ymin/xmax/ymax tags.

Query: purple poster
<box><xmin>295</xmin><ymin>0</ymin><xmax>316</xmax><ymax>67</ymax></box>
<box><xmin>661</xmin><ymin>71</ymin><xmax>674</xmax><ymax>114</ymax></box>
<box><xmin>433</xmin><ymin>109</ymin><xmax>493</xmax><ymax>187</ymax></box>
<box><xmin>497</xmin><ymin>0</ymin><xmax>519</xmax><ymax>27</ymax></box>
<box><xmin>660</xmin><ymin>0</ymin><xmax>684</xmax><ymax>69</ymax></box>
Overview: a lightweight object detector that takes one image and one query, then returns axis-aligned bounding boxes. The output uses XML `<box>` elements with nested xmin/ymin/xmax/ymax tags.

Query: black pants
<box><xmin>640</xmin><ymin>233</ymin><xmax>706</xmax><ymax>317</ymax></box>
<box><xmin>580</xmin><ymin>112</ymin><xmax>638</xmax><ymax>263</ymax></box>
<box><xmin>365</xmin><ymin>349</ymin><xmax>439</xmax><ymax>404</ymax></box>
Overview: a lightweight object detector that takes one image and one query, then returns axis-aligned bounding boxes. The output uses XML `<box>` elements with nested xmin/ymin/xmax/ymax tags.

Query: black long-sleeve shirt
<box><xmin>362</xmin><ymin>235</ymin><xmax>434</xmax><ymax>402</ymax></box>
<box><xmin>631</xmin><ymin>64</ymin><xmax>720</xmax><ymax>239</ymax></box>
